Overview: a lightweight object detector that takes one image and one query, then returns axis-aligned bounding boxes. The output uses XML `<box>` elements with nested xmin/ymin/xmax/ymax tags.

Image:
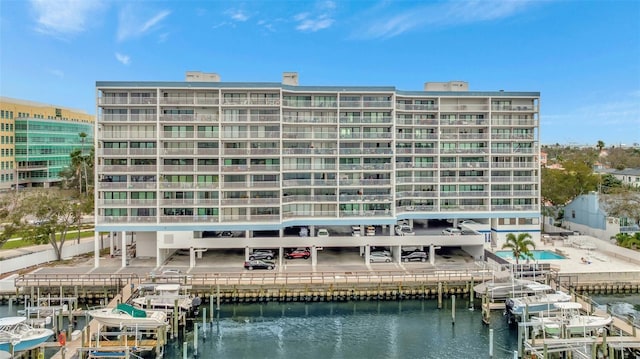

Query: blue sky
<box><xmin>1</xmin><ymin>0</ymin><xmax>638</xmax><ymax>146</ymax></box>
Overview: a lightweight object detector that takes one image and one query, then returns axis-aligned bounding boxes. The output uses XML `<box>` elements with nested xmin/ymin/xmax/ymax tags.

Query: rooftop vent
<box><xmin>186</xmin><ymin>71</ymin><xmax>221</xmax><ymax>82</ymax></box>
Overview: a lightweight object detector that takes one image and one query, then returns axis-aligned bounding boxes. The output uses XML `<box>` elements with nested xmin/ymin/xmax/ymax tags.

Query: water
<box><xmin>2</xmin><ymin>295</ymin><xmax>638</xmax><ymax>359</ymax></box>
<box><xmin>164</xmin><ymin>299</ymin><xmax>520</xmax><ymax>359</ymax></box>
<box><xmin>494</xmin><ymin>250</ymin><xmax>565</xmax><ymax>260</ymax></box>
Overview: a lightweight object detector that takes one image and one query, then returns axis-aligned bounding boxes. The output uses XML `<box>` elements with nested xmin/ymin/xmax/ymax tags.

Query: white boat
<box><xmin>0</xmin><ymin>317</ymin><xmax>54</xmax><ymax>353</ymax></box>
<box><xmin>531</xmin><ymin>302</ymin><xmax>613</xmax><ymax>336</ymax></box>
<box><xmin>132</xmin><ymin>283</ymin><xmax>201</xmax><ymax>316</ymax></box>
<box><xmin>87</xmin><ymin>303</ymin><xmax>168</xmax><ymax>329</ymax></box>
<box><xmin>505</xmin><ymin>284</ymin><xmax>572</xmax><ymax>316</ymax></box>
<box><xmin>473</xmin><ymin>276</ymin><xmax>540</xmax><ymax>300</ymax></box>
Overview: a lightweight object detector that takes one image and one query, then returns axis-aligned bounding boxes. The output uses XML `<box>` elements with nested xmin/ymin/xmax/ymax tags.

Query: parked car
<box><xmin>351</xmin><ymin>226</ymin><xmax>361</xmax><ymax>236</ymax></box>
<box><xmin>244</xmin><ymin>260</ymin><xmax>275</xmax><ymax>270</ymax></box>
<box><xmin>217</xmin><ymin>231</ymin><xmax>235</xmax><ymax>238</ymax></box>
<box><xmin>442</xmin><ymin>228</ymin><xmax>462</xmax><ymax>235</ymax></box>
<box><xmin>395</xmin><ymin>225</ymin><xmax>415</xmax><ymax>236</ymax></box>
<box><xmin>365</xmin><ymin>226</ymin><xmax>376</xmax><ymax>236</ymax></box>
<box><xmin>317</xmin><ymin>228</ymin><xmax>329</xmax><ymax>237</ymax></box>
<box><xmin>457</xmin><ymin>220</ymin><xmax>478</xmax><ymax>229</ymax></box>
<box><xmin>369</xmin><ymin>251</ymin><xmax>392</xmax><ymax>263</ymax></box>
<box><xmin>401</xmin><ymin>251</ymin><xmax>428</xmax><ymax>262</ymax></box>
<box><xmin>285</xmin><ymin>249</ymin><xmax>310</xmax><ymax>259</ymax></box>
<box><xmin>249</xmin><ymin>249</ymin><xmax>276</xmax><ymax>260</ymax></box>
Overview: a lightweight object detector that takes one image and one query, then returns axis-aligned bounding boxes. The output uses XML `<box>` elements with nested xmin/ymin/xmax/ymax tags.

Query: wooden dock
<box><xmin>522</xmin><ymin>291</ymin><xmax>640</xmax><ymax>358</ymax></box>
<box><xmin>49</xmin><ymin>280</ymin><xmax>135</xmax><ymax>359</ymax></box>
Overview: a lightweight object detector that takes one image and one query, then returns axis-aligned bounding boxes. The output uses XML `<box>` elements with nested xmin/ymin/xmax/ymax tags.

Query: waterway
<box><xmin>1</xmin><ymin>294</ymin><xmax>638</xmax><ymax>359</ymax></box>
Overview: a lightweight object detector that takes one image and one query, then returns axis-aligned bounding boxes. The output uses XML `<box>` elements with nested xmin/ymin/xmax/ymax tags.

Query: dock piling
<box><xmin>489</xmin><ymin>328</ymin><xmax>494</xmax><ymax>357</ymax></box>
<box><xmin>451</xmin><ymin>295</ymin><xmax>455</xmax><ymax>325</ymax></box>
<box><xmin>194</xmin><ymin>323</ymin><xmax>198</xmax><ymax>356</ymax></box>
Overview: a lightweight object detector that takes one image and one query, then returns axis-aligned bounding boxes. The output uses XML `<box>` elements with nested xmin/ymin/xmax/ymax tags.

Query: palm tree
<box><xmin>79</xmin><ymin>132</ymin><xmax>89</xmax><ymax>195</ymax></box>
<box><xmin>501</xmin><ymin>233</ymin><xmax>535</xmax><ymax>265</ymax></box>
<box><xmin>596</xmin><ymin>140</ymin><xmax>605</xmax><ymax>152</ymax></box>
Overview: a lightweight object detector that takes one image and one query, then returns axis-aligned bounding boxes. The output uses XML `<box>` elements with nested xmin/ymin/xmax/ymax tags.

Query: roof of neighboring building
<box><xmin>611</xmin><ymin>168</ymin><xmax>640</xmax><ymax>176</ymax></box>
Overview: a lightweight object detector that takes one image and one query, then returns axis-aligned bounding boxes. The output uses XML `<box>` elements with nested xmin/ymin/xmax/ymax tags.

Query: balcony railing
<box><xmin>395</xmin><ymin>103</ymin><xmax>438</xmax><ymax>111</ymax></box>
<box><xmin>282</xmin><ymin>115</ymin><xmax>337</xmax><ymax>124</ymax></box>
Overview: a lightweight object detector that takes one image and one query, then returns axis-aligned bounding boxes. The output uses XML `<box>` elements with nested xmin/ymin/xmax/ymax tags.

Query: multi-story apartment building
<box><xmin>0</xmin><ymin>97</ymin><xmax>94</xmax><ymax>191</ymax></box>
<box><xmin>95</xmin><ymin>72</ymin><xmax>540</xmax><ymax>268</ymax></box>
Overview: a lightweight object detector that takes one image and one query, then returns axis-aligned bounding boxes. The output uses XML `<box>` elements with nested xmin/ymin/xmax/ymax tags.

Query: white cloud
<box><xmin>117</xmin><ymin>6</ymin><xmax>171</xmax><ymax>42</ymax></box>
<box><xmin>30</xmin><ymin>0</ymin><xmax>105</xmax><ymax>37</ymax></box>
<box><xmin>293</xmin><ymin>1</ymin><xmax>336</xmax><ymax>32</ymax></box>
<box><xmin>295</xmin><ymin>14</ymin><xmax>334</xmax><ymax>32</ymax></box>
<box><xmin>355</xmin><ymin>0</ymin><xmax>537</xmax><ymax>39</ymax></box>
<box><xmin>115</xmin><ymin>52</ymin><xmax>131</xmax><ymax>65</ymax></box>
<box><xmin>226</xmin><ymin>9</ymin><xmax>249</xmax><ymax>22</ymax></box>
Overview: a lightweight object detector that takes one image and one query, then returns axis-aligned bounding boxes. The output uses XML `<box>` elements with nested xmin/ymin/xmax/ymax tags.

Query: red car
<box><xmin>284</xmin><ymin>249</ymin><xmax>310</xmax><ymax>259</ymax></box>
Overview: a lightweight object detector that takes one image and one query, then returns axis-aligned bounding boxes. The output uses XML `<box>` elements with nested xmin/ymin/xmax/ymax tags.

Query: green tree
<box><xmin>4</xmin><ymin>190</ymin><xmax>78</xmax><ymax>261</ymax></box>
<box><xmin>501</xmin><ymin>233</ymin><xmax>535</xmax><ymax>265</ymax></box>
<box><xmin>542</xmin><ymin>160</ymin><xmax>600</xmax><ymax>206</ymax></box>
<box><xmin>0</xmin><ymin>192</ymin><xmax>24</xmax><ymax>248</ymax></box>
<box><xmin>596</xmin><ymin>140</ymin><xmax>605</xmax><ymax>152</ymax></box>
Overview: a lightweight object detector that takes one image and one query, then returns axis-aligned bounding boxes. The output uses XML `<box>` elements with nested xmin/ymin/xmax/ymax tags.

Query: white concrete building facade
<box><xmin>94</xmin><ymin>72</ymin><xmax>540</xmax><ymax>267</ymax></box>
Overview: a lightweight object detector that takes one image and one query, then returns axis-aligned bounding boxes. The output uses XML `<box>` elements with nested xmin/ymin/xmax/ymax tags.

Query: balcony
<box><xmin>159</xmin><ymin>182</ymin><xmax>196</xmax><ymax>189</ymax></box>
<box><xmin>194</xmin><ymin>97</ymin><xmax>220</xmax><ymax>105</ymax></box>
<box><xmin>491</xmin><ymin>105</ymin><xmax>537</xmax><ymax>112</ymax></box>
<box><xmin>102</xmin><ymin>131</ymin><xmax>156</xmax><ymax>140</ymax></box>
<box><xmin>162</xmin><ymin>148</ymin><xmax>195</xmax><ymax>156</ymax></box>
<box><xmin>98</xmin><ymin>165</ymin><xmax>156</xmax><ymax>172</ymax></box>
<box><xmin>194</xmin><ymin>148</ymin><xmax>219</xmax><ymax>156</ymax></box>
<box><xmin>283</xmin><ymin>195</ymin><xmax>337</xmax><ymax>203</ymax></box>
<box><xmin>491</xmin><ymin>119</ymin><xmax>538</xmax><ymax>127</ymax></box>
<box><xmin>221</xmin><ymin>214</ymin><xmax>280</xmax><ymax>222</ymax></box>
<box><xmin>162</xmin><ymin>165</ymin><xmax>195</xmax><ymax>172</ymax></box>
<box><xmin>196</xmin><ymin>165</ymin><xmax>220</xmax><ymax>172</ymax></box>
<box><xmin>160</xmin><ymin>198</ymin><xmax>196</xmax><ymax>205</ymax></box>
<box><xmin>249</xmin><ymin>181</ymin><xmax>280</xmax><ymax>188</ymax></box>
<box><xmin>282</xmin><ymin>115</ymin><xmax>338</xmax><ymax>124</ymax></box>
<box><xmin>162</xmin><ymin>131</ymin><xmax>194</xmax><ymax>139</ymax></box>
<box><xmin>282</xmin><ymin>148</ymin><xmax>337</xmax><ymax>156</ymax></box>
<box><xmin>439</xmin><ymin>104</ymin><xmax>489</xmax><ymax>112</ymax></box>
<box><xmin>395</xmin><ymin>103</ymin><xmax>438</xmax><ymax>111</ymax></box>
<box><xmin>282</xmin><ymin>210</ymin><xmax>337</xmax><ymax>219</ymax></box>
<box><xmin>130</xmin><ymin>148</ymin><xmax>157</xmax><ymax>156</ymax></box>
<box><xmin>159</xmin><ymin>216</ymin><xmax>219</xmax><ymax>223</ymax></box>
<box><xmin>159</xmin><ymin>97</ymin><xmax>195</xmax><ymax>105</ymax></box>
<box><xmin>338</xmin><ymin>209</ymin><xmax>392</xmax><ymax>217</ymax></box>
<box><xmin>221</xmin><ymin>165</ymin><xmax>280</xmax><ymax>172</ymax></box>
<box><xmin>339</xmin><ymin>116</ymin><xmax>393</xmax><ymax>124</ymax></box>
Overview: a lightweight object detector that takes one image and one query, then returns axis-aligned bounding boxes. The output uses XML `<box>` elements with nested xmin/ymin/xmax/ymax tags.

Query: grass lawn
<box><xmin>1</xmin><ymin>229</ymin><xmax>96</xmax><ymax>250</ymax></box>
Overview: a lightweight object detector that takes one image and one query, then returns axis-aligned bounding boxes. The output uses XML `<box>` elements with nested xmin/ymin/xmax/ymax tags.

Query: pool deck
<box><xmin>486</xmin><ymin>237</ymin><xmax>640</xmax><ymax>275</ymax></box>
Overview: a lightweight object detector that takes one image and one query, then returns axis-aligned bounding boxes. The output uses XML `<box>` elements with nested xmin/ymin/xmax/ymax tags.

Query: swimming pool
<box><xmin>495</xmin><ymin>250</ymin><xmax>566</xmax><ymax>260</ymax></box>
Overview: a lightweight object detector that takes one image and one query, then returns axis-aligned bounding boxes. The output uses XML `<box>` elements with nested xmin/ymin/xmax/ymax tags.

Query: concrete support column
<box><xmin>189</xmin><ymin>247</ymin><xmax>195</xmax><ymax>268</ymax></box>
<box><xmin>94</xmin><ymin>230</ymin><xmax>100</xmax><ymax>268</ymax></box>
<box><xmin>121</xmin><ymin>231</ymin><xmax>127</xmax><ymax>268</ymax></box>
<box><xmin>429</xmin><ymin>245</ymin><xmax>436</xmax><ymax>265</ymax></box>
<box><xmin>393</xmin><ymin>245</ymin><xmax>401</xmax><ymax>263</ymax></box>
<box><xmin>311</xmin><ymin>246</ymin><xmax>318</xmax><ymax>267</ymax></box>
<box><xmin>279</xmin><ymin>247</ymin><xmax>284</xmax><ymax>269</ymax></box>
<box><xmin>279</xmin><ymin>228</ymin><xmax>284</xmax><ymax>237</ymax></box>
<box><xmin>109</xmin><ymin>232</ymin><xmax>114</xmax><ymax>257</ymax></box>
<box><xmin>310</xmin><ymin>225</ymin><xmax>316</xmax><ymax>236</ymax></box>
<box><xmin>359</xmin><ymin>246</ymin><xmax>365</xmax><ymax>256</ymax></box>
<box><xmin>244</xmin><ymin>247</ymin><xmax>251</xmax><ymax>261</ymax></box>
<box><xmin>364</xmin><ymin>244</ymin><xmax>371</xmax><ymax>264</ymax></box>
